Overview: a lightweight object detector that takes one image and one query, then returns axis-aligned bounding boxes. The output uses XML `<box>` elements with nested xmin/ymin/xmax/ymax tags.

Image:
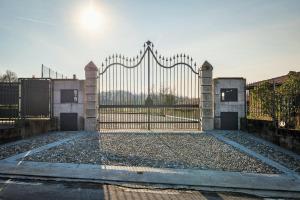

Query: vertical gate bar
<box><xmin>130</xmin><ymin>60</ymin><xmax>132</xmax><ymax>129</ymax></box>
<box><xmin>119</xmin><ymin>59</ymin><xmax>121</xmax><ymax>129</ymax></box>
<box><xmin>190</xmin><ymin>69</ymin><xmax>192</xmax><ymax>129</ymax></box>
<box><xmin>100</xmin><ymin>69</ymin><xmax>103</xmax><ymax>130</ymax></box>
<box><xmin>133</xmin><ymin>60</ymin><xmax>135</xmax><ymax>108</ymax></box>
<box><xmin>169</xmin><ymin>59</ymin><xmax>171</xmax><ymax>128</ymax></box>
<box><xmin>41</xmin><ymin>64</ymin><xmax>43</xmax><ymax>78</ymax></box>
<box><xmin>151</xmin><ymin>49</ymin><xmax>154</xmax><ymax>130</ymax></box>
<box><xmin>143</xmin><ymin>46</ymin><xmax>145</xmax><ymax>129</ymax></box>
<box><xmin>180</xmin><ymin>57</ymin><xmax>182</xmax><ymax>129</ymax></box>
<box><xmin>147</xmin><ymin>47</ymin><xmax>150</xmax><ymax>130</ymax></box>
<box><xmin>125</xmin><ymin>58</ymin><xmax>129</xmax><ymax>112</ymax></box>
<box><xmin>140</xmin><ymin>52</ymin><xmax>142</xmax><ymax>129</ymax></box>
<box><xmin>165</xmin><ymin>59</ymin><xmax>167</xmax><ymax>129</ymax></box>
<box><xmin>99</xmin><ymin>69</ymin><xmax>101</xmax><ymax>130</ymax></box>
<box><xmin>198</xmin><ymin>68</ymin><xmax>201</xmax><ymax>130</ymax></box>
<box><xmin>106</xmin><ymin>60</ymin><xmax>108</xmax><ymax>129</ymax></box>
<box><xmin>114</xmin><ymin>57</ymin><xmax>117</xmax><ymax>128</ymax></box>
<box><xmin>112</xmin><ymin>56</ymin><xmax>117</xmax><ymax>107</ymax></box>
<box><xmin>176</xmin><ymin>56</ymin><xmax>178</xmax><ymax>128</ymax></box>
<box><xmin>108</xmin><ymin>61</ymin><xmax>111</xmax><ymax>129</ymax></box>
<box><xmin>137</xmin><ymin>58</ymin><xmax>139</xmax><ymax>129</ymax></box>
<box><xmin>162</xmin><ymin>58</ymin><xmax>165</xmax><ymax>129</ymax></box>
<box><xmin>183</xmin><ymin>56</ymin><xmax>185</xmax><ymax>129</ymax></box>
<box><xmin>185</xmin><ymin>57</ymin><xmax>188</xmax><ymax>129</ymax></box>
<box><xmin>98</xmin><ymin>70</ymin><xmax>99</xmax><ymax>130</ymax></box>
<box><xmin>119</xmin><ymin>57</ymin><xmax>121</xmax><ymax>128</ymax></box>
<box><xmin>195</xmin><ymin>64</ymin><xmax>197</xmax><ymax>127</ymax></box>
<box><xmin>173</xmin><ymin>58</ymin><xmax>176</xmax><ymax>129</ymax></box>
<box><xmin>155</xmin><ymin>53</ymin><xmax>158</xmax><ymax>129</ymax></box>
<box><xmin>166</xmin><ymin>57</ymin><xmax>173</xmax><ymax>124</ymax></box>
<box><xmin>122</xmin><ymin>57</ymin><xmax>124</xmax><ymax>129</ymax></box>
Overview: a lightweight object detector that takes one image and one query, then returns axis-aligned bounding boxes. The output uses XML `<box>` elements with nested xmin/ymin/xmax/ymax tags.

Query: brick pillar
<box><xmin>84</xmin><ymin>61</ymin><xmax>98</xmax><ymax>131</ymax></box>
<box><xmin>200</xmin><ymin>61</ymin><xmax>214</xmax><ymax>130</ymax></box>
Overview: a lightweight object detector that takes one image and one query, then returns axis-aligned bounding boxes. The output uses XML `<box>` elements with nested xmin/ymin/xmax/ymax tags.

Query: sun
<box><xmin>79</xmin><ymin>3</ymin><xmax>104</xmax><ymax>32</ymax></box>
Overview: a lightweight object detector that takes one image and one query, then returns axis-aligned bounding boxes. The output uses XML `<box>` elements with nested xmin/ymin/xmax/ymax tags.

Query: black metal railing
<box><xmin>0</xmin><ymin>82</ymin><xmax>19</xmax><ymax>128</ymax></box>
<box><xmin>0</xmin><ymin>78</ymin><xmax>53</xmax><ymax>129</ymax></box>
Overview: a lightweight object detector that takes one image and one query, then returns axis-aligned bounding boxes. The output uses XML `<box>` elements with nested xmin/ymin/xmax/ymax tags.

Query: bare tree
<box><xmin>159</xmin><ymin>87</ymin><xmax>176</xmax><ymax>105</ymax></box>
<box><xmin>0</xmin><ymin>70</ymin><xmax>18</xmax><ymax>82</ymax></box>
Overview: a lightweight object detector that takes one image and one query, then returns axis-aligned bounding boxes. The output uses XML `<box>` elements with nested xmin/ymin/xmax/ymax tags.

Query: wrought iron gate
<box><xmin>98</xmin><ymin>41</ymin><xmax>200</xmax><ymax>130</ymax></box>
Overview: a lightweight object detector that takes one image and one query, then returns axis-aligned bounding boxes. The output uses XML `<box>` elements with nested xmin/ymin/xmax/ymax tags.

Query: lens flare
<box><xmin>79</xmin><ymin>3</ymin><xmax>104</xmax><ymax>32</ymax></box>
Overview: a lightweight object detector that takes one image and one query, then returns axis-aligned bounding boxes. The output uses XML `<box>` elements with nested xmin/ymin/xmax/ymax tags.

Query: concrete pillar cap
<box><xmin>202</xmin><ymin>61</ymin><xmax>213</xmax><ymax>70</ymax></box>
<box><xmin>85</xmin><ymin>61</ymin><xmax>98</xmax><ymax>71</ymax></box>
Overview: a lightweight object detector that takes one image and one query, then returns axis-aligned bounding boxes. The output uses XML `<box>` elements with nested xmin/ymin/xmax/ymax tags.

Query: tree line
<box><xmin>0</xmin><ymin>70</ymin><xmax>18</xmax><ymax>82</ymax></box>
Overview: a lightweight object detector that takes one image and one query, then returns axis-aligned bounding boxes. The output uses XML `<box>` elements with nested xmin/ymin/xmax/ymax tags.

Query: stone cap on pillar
<box><xmin>202</xmin><ymin>61</ymin><xmax>213</xmax><ymax>71</ymax></box>
<box><xmin>85</xmin><ymin>61</ymin><xmax>98</xmax><ymax>72</ymax></box>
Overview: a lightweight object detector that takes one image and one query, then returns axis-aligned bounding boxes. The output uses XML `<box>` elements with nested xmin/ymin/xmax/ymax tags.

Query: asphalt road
<box><xmin>0</xmin><ymin>178</ymin><xmax>262</xmax><ymax>200</ymax></box>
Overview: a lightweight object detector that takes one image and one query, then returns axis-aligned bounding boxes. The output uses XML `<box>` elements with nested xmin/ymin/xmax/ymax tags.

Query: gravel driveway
<box><xmin>24</xmin><ymin>131</ymin><xmax>279</xmax><ymax>174</ymax></box>
<box><xmin>0</xmin><ymin>132</ymin><xmax>77</xmax><ymax>160</ymax></box>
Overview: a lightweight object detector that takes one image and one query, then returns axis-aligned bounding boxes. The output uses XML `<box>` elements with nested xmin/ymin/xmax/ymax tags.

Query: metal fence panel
<box><xmin>20</xmin><ymin>79</ymin><xmax>51</xmax><ymax>117</ymax></box>
<box><xmin>0</xmin><ymin>82</ymin><xmax>19</xmax><ymax>118</ymax></box>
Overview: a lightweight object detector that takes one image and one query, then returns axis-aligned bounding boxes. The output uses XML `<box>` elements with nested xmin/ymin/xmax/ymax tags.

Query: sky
<box><xmin>0</xmin><ymin>0</ymin><xmax>299</xmax><ymax>83</ymax></box>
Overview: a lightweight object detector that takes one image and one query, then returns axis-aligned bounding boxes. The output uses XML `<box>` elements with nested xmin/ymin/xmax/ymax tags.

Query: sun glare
<box><xmin>79</xmin><ymin>4</ymin><xmax>104</xmax><ymax>32</ymax></box>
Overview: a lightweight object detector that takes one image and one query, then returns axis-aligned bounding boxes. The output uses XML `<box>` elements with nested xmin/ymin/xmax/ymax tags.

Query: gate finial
<box><xmin>146</xmin><ymin>40</ymin><xmax>152</xmax><ymax>46</ymax></box>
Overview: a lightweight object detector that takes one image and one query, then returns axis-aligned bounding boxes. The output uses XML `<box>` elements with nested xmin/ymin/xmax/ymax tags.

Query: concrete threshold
<box><xmin>0</xmin><ymin>160</ymin><xmax>300</xmax><ymax>198</ymax></box>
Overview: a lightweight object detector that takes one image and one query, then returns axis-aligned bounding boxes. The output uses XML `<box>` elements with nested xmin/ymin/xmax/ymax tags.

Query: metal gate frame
<box><xmin>98</xmin><ymin>41</ymin><xmax>200</xmax><ymax>130</ymax></box>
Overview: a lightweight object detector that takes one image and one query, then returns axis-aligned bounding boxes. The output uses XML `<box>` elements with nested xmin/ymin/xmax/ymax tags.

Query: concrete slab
<box><xmin>0</xmin><ymin>160</ymin><xmax>300</xmax><ymax>194</ymax></box>
<box><xmin>208</xmin><ymin>131</ymin><xmax>300</xmax><ymax>179</ymax></box>
<box><xmin>2</xmin><ymin>131</ymin><xmax>86</xmax><ymax>162</ymax></box>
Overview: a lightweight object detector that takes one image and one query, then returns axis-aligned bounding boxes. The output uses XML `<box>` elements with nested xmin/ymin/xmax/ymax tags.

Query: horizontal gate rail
<box><xmin>99</xmin><ymin>121</ymin><xmax>198</xmax><ymax>123</ymax></box>
<box><xmin>99</xmin><ymin>104</ymin><xmax>199</xmax><ymax>108</ymax></box>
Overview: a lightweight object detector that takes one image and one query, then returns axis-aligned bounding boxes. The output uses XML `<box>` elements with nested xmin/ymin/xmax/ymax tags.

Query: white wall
<box><xmin>53</xmin><ymin>79</ymin><xmax>85</xmax><ymax>130</ymax></box>
<box><xmin>213</xmin><ymin>78</ymin><xmax>246</xmax><ymax>130</ymax></box>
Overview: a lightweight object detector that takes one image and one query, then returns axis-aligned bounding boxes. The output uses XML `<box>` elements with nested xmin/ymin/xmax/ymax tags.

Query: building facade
<box><xmin>52</xmin><ymin>79</ymin><xmax>85</xmax><ymax>131</ymax></box>
<box><xmin>213</xmin><ymin>78</ymin><xmax>246</xmax><ymax>130</ymax></box>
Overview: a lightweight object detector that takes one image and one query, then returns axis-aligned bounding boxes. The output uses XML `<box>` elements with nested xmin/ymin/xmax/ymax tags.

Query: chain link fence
<box><xmin>41</xmin><ymin>64</ymin><xmax>67</xmax><ymax>79</ymax></box>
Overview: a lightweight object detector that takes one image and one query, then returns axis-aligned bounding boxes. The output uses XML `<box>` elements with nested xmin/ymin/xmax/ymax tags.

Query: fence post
<box><xmin>41</xmin><ymin>64</ymin><xmax>44</xmax><ymax>78</ymax></box>
<box><xmin>199</xmin><ymin>61</ymin><xmax>214</xmax><ymax>131</ymax></box>
<box><xmin>84</xmin><ymin>61</ymin><xmax>98</xmax><ymax>131</ymax></box>
<box><xmin>272</xmin><ymin>80</ymin><xmax>278</xmax><ymax>133</ymax></box>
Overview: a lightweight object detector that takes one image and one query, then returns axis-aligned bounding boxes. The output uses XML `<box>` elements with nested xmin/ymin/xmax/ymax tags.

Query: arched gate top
<box><xmin>99</xmin><ymin>41</ymin><xmax>199</xmax><ymax>75</ymax></box>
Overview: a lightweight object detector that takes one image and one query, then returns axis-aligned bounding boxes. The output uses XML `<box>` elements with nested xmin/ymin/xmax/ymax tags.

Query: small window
<box><xmin>221</xmin><ymin>88</ymin><xmax>238</xmax><ymax>102</ymax></box>
<box><xmin>61</xmin><ymin>89</ymin><xmax>78</xmax><ymax>103</ymax></box>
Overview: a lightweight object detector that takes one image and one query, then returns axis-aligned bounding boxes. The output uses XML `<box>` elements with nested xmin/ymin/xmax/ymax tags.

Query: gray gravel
<box><xmin>0</xmin><ymin>132</ymin><xmax>77</xmax><ymax>160</ymax></box>
<box><xmin>221</xmin><ymin>131</ymin><xmax>300</xmax><ymax>173</ymax></box>
<box><xmin>25</xmin><ymin>132</ymin><xmax>279</xmax><ymax>174</ymax></box>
